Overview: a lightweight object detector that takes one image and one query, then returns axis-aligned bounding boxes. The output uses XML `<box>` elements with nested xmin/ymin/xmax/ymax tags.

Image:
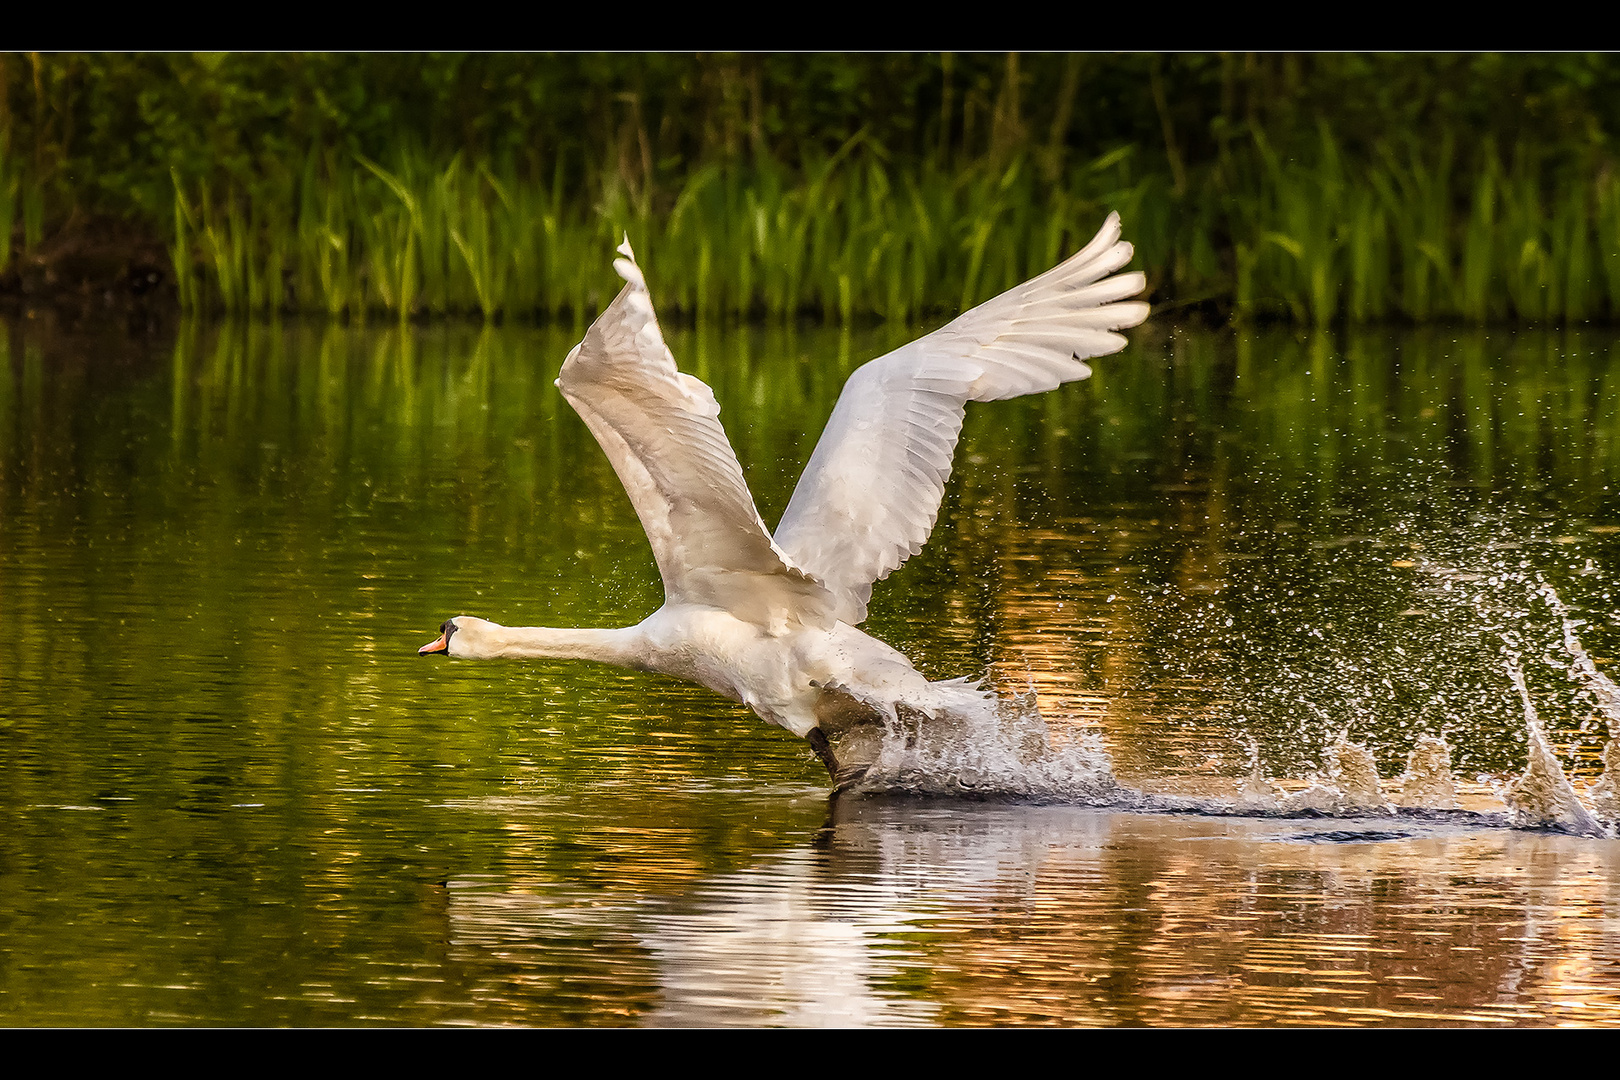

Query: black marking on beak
<box><xmin>419</xmin><ymin>618</ymin><xmax>460</xmax><ymax>657</ymax></box>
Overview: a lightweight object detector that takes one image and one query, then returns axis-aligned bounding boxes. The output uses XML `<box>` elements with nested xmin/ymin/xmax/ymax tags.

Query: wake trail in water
<box><xmin>841</xmin><ymin>688</ymin><xmax>1491</xmax><ymax>824</ymax></box>
<box><xmin>839</xmin><ymin>555</ymin><xmax>1618</xmax><ymax>836</ymax></box>
<box><xmin>843</xmin><ymin>698</ymin><xmax>1517</xmax><ymax>829</ymax></box>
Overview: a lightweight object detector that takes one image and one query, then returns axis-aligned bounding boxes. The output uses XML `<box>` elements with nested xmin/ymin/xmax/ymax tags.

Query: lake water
<box><xmin>2</xmin><ymin>314</ymin><xmax>1619</xmax><ymax>1026</ymax></box>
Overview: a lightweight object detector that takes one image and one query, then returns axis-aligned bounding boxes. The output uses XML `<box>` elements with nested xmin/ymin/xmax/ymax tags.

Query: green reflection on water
<box><xmin>2</xmin><ymin>316</ymin><xmax>1620</xmax><ymax>1025</ymax></box>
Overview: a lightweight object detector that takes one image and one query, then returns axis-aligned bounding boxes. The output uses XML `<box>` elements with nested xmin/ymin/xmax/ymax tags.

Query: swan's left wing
<box><xmin>773</xmin><ymin>212</ymin><xmax>1149</xmax><ymax>624</ymax></box>
<box><xmin>556</xmin><ymin>240</ymin><xmax>832</xmax><ymax>627</ymax></box>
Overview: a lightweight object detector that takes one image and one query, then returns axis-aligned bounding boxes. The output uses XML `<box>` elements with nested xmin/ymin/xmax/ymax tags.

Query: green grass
<box><xmin>1225</xmin><ymin>130</ymin><xmax>1620</xmax><ymax>326</ymax></box>
<box><xmin>146</xmin><ymin>131</ymin><xmax>1620</xmax><ymax>326</ymax></box>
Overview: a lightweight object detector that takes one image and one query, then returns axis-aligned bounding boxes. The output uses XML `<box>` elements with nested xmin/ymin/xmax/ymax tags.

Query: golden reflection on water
<box><xmin>9</xmin><ymin>319</ymin><xmax>1620</xmax><ymax>1025</ymax></box>
<box><xmin>445</xmin><ymin>804</ymin><xmax>1620</xmax><ymax>1026</ymax></box>
<box><xmin>973</xmin><ymin>517</ymin><xmax>1235</xmax><ymax>782</ymax></box>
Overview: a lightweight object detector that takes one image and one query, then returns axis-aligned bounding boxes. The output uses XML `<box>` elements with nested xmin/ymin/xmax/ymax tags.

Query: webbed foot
<box><xmin>807</xmin><ymin>726</ymin><xmax>873</xmax><ymax>794</ymax></box>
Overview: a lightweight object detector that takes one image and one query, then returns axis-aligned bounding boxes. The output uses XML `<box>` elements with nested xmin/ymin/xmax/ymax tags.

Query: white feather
<box><xmin>773</xmin><ymin>211</ymin><xmax>1149</xmax><ymax>622</ymax></box>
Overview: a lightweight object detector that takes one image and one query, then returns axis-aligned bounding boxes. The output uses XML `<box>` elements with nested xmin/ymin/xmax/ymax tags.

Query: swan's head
<box><xmin>418</xmin><ymin>616</ymin><xmax>495</xmax><ymax>658</ymax></box>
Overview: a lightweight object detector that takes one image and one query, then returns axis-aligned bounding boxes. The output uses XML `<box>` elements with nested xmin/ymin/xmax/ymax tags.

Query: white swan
<box><xmin>419</xmin><ymin>213</ymin><xmax>1150</xmax><ymax>785</ymax></box>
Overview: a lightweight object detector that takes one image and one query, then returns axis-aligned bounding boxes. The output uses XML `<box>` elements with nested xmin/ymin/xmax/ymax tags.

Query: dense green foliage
<box><xmin>6</xmin><ymin>53</ymin><xmax>1620</xmax><ymax>323</ymax></box>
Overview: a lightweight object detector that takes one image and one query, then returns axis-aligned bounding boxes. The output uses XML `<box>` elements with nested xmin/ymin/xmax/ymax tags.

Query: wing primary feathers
<box><xmin>773</xmin><ymin>212</ymin><xmax>1148</xmax><ymax>624</ymax></box>
<box><xmin>556</xmin><ymin>240</ymin><xmax>835</xmax><ymax>628</ymax></box>
<box><xmin>556</xmin><ymin>215</ymin><xmax>1148</xmax><ymax>632</ymax></box>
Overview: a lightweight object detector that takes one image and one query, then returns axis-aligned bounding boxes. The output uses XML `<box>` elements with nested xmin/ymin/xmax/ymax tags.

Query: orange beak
<box><xmin>418</xmin><ymin>632</ymin><xmax>450</xmax><ymax>656</ymax></box>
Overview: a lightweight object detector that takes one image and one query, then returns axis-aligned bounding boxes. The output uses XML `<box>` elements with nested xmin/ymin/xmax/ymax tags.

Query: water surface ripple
<box><xmin>3</xmin><ymin>318</ymin><xmax>1620</xmax><ymax>1025</ymax></box>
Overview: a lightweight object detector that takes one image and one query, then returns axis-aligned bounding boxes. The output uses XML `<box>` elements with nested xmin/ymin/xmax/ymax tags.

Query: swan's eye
<box><xmin>441</xmin><ymin>619</ymin><xmax>457</xmax><ymax>636</ymax></box>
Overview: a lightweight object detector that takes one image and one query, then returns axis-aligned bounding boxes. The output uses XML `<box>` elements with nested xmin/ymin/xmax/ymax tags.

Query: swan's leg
<box><xmin>807</xmin><ymin>726</ymin><xmax>875</xmax><ymax>793</ymax></box>
<box><xmin>806</xmin><ymin>727</ymin><xmax>840</xmax><ymax>779</ymax></box>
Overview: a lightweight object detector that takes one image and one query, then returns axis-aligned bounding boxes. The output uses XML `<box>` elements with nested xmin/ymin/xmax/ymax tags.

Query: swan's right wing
<box><xmin>773</xmin><ymin>212</ymin><xmax>1149</xmax><ymax>624</ymax></box>
<box><xmin>558</xmin><ymin>240</ymin><xmax>833</xmax><ymax>627</ymax></box>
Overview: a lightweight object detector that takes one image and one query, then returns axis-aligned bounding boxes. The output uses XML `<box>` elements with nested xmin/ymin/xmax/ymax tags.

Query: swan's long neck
<box><xmin>469</xmin><ymin>624</ymin><xmax>645</xmax><ymax>666</ymax></box>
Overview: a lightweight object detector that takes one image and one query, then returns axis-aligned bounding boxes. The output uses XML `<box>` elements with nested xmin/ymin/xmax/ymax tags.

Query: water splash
<box><xmin>1532</xmin><ymin>583</ymin><xmax>1620</xmax><ymax>833</ymax></box>
<box><xmin>1536</xmin><ymin>582</ymin><xmax>1620</xmax><ymax>742</ymax></box>
<box><xmin>1393</xmin><ymin>734</ymin><xmax>1458</xmax><ymax>810</ymax></box>
<box><xmin>1275</xmin><ymin>781</ymin><xmax>1350</xmax><ymax>813</ymax></box>
<box><xmin>1261</xmin><ymin>737</ymin><xmax>1392</xmax><ymax>814</ymax></box>
<box><xmin>838</xmin><ymin>524</ymin><xmax>1618</xmax><ymax>832</ymax></box>
<box><xmin>1234</xmin><ymin>767</ymin><xmax>1283</xmax><ymax>811</ymax></box>
<box><xmin>1502</xmin><ymin>655</ymin><xmax>1602</xmax><ymax>835</ymax></box>
<box><xmin>1589</xmin><ymin>740</ymin><xmax>1620</xmax><ymax>828</ymax></box>
<box><xmin>847</xmin><ymin>691</ymin><xmax>1119</xmax><ymax>802</ymax></box>
<box><xmin>1389</xmin><ymin>559</ymin><xmax>1614</xmax><ymax>832</ymax></box>
<box><xmin>1235</xmin><ymin>742</ymin><xmax>1284</xmax><ymax>811</ymax></box>
<box><xmin>1324</xmin><ymin>738</ymin><xmax>1391</xmax><ymax>813</ymax></box>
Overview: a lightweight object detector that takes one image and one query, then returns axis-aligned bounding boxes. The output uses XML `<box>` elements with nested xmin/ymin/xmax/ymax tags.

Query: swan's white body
<box><xmin>421</xmin><ymin>214</ymin><xmax>1149</xmax><ymax>776</ymax></box>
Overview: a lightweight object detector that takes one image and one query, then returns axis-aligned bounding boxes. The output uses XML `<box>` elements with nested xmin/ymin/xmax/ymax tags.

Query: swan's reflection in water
<box><xmin>632</xmin><ymin>850</ymin><xmax>940</xmax><ymax>1026</ymax></box>
<box><xmin>446</xmin><ymin>801</ymin><xmax>1620</xmax><ymax>1026</ymax></box>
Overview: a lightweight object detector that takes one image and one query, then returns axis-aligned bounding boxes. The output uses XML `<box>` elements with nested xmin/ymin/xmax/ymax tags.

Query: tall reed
<box><xmin>160</xmin><ymin>131</ymin><xmax>1620</xmax><ymax>327</ymax></box>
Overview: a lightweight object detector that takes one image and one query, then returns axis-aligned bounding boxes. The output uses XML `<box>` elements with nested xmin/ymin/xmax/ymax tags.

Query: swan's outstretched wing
<box><xmin>557</xmin><ymin>240</ymin><xmax>831</xmax><ymax>626</ymax></box>
<box><xmin>773</xmin><ymin>212</ymin><xmax>1149</xmax><ymax>624</ymax></box>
